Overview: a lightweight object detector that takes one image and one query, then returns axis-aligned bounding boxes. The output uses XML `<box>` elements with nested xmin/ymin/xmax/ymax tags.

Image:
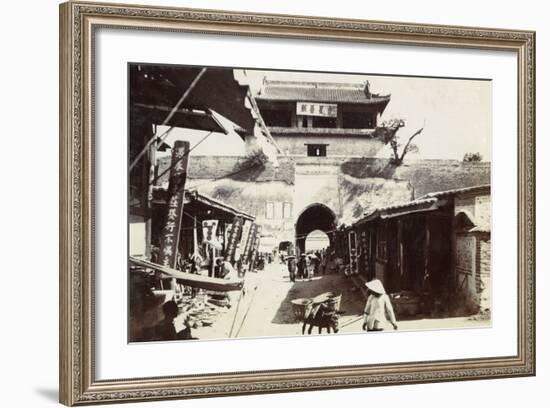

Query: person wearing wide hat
<box><xmin>362</xmin><ymin>279</ymin><xmax>398</xmax><ymax>332</ymax></box>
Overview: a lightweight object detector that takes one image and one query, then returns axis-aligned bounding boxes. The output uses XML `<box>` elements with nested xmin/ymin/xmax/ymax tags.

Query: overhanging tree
<box><xmin>375</xmin><ymin>119</ymin><xmax>425</xmax><ymax>165</ymax></box>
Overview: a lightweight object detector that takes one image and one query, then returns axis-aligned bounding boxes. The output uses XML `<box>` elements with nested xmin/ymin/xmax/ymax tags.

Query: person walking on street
<box><xmin>306</xmin><ymin>254</ymin><xmax>314</xmax><ymax>281</ymax></box>
<box><xmin>362</xmin><ymin>279</ymin><xmax>398</xmax><ymax>331</ymax></box>
<box><xmin>215</xmin><ymin>258</ymin><xmax>241</xmax><ymax>306</ymax></box>
<box><xmin>287</xmin><ymin>255</ymin><xmax>297</xmax><ymax>282</ymax></box>
<box><xmin>297</xmin><ymin>253</ymin><xmax>307</xmax><ymax>280</ymax></box>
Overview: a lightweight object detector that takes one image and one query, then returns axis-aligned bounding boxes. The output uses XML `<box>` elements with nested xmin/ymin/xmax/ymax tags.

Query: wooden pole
<box><xmin>234</xmin><ymin>286</ymin><xmax>259</xmax><ymax>338</ymax></box>
<box><xmin>192</xmin><ymin>217</ymin><xmax>198</xmax><ymax>256</ymax></box>
<box><xmin>339</xmin><ymin>315</ymin><xmax>364</xmax><ymax>329</ymax></box>
<box><xmin>211</xmin><ymin>246</ymin><xmax>215</xmax><ymax>278</ymax></box>
<box><xmin>228</xmin><ymin>289</ymin><xmax>245</xmax><ymax>338</ymax></box>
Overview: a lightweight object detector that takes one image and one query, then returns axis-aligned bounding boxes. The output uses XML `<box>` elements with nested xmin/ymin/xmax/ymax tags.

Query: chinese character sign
<box><xmin>224</xmin><ymin>216</ymin><xmax>244</xmax><ymax>262</ymax></box>
<box><xmin>240</xmin><ymin>223</ymin><xmax>257</xmax><ymax>267</ymax></box>
<box><xmin>359</xmin><ymin>229</ymin><xmax>370</xmax><ymax>275</ymax></box>
<box><xmin>202</xmin><ymin>220</ymin><xmax>219</xmax><ymax>244</ymax></box>
<box><xmin>158</xmin><ymin>140</ymin><xmax>190</xmax><ymax>268</ymax></box>
<box><xmin>296</xmin><ymin>102</ymin><xmax>337</xmax><ymax>117</ymax></box>
<box><xmin>224</xmin><ymin>223</ymin><xmax>233</xmax><ymax>249</ymax></box>
<box><xmin>239</xmin><ymin>221</ymin><xmax>252</xmax><ymax>252</ymax></box>
<box><xmin>348</xmin><ymin>230</ymin><xmax>359</xmax><ymax>275</ymax></box>
<box><xmin>236</xmin><ymin>220</ymin><xmax>251</xmax><ymax>263</ymax></box>
<box><xmin>248</xmin><ymin>225</ymin><xmax>262</xmax><ymax>272</ymax></box>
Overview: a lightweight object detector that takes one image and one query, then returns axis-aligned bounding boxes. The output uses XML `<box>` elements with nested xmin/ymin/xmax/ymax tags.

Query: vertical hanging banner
<box><xmin>348</xmin><ymin>230</ymin><xmax>359</xmax><ymax>275</ymax></box>
<box><xmin>224</xmin><ymin>216</ymin><xmax>244</xmax><ymax>262</ymax></box>
<box><xmin>236</xmin><ymin>220</ymin><xmax>252</xmax><ymax>263</ymax></box>
<box><xmin>224</xmin><ymin>223</ymin><xmax>233</xmax><ymax>250</ymax></box>
<box><xmin>359</xmin><ymin>229</ymin><xmax>369</xmax><ymax>275</ymax></box>
<box><xmin>240</xmin><ymin>223</ymin><xmax>257</xmax><ymax>267</ymax></box>
<box><xmin>159</xmin><ymin>140</ymin><xmax>189</xmax><ymax>268</ymax></box>
<box><xmin>202</xmin><ymin>219</ymin><xmax>219</xmax><ymax>278</ymax></box>
<box><xmin>202</xmin><ymin>220</ymin><xmax>219</xmax><ymax>245</ymax></box>
<box><xmin>158</xmin><ymin>140</ymin><xmax>190</xmax><ymax>268</ymax></box>
<box><xmin>239</xmin><ymin>221</ymin><xmax>252</xmax><ymax>252</ymax></box>
<box><xmin>248</xmin><ymin>225</ymin><xmax>262</xmax><ymax>271</ymax></box>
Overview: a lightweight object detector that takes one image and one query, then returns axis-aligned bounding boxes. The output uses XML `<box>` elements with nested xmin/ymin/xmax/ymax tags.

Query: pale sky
<box><xmin>235</xmin><ymin>69</ymin><xmax>492</xmax><ymax>161</ymax></box>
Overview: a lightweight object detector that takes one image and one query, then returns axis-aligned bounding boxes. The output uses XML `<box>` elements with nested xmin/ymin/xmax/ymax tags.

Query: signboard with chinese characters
<box><xmin>248</xmin><ymin>225</ymin><xmax>262</xmax><ymax>272</ymax></box>
<box><xmin>348</xmin><ymin>230</ymin><xmax>359</xmax><ymax>275</ymax></box>
<box><xmin>240</xmin><ymin>223</ymin><xmax>257</xmax><ymax>267</ymax></box>
<box><xmin>296</xmin><ymin>102</ymin><xmax>337</xmax><ymax>117</ymax></box>
<box><xmin>224</xmin><ymin>223</ymin><xmax>233</xmax><ymax>249</ymax></box>
<box><xmin>224</xmin><ymin>216</ymin><xmax>243</xmax><ymax>262</ymax></box>
<box><xmin>359</xmin><ymin>229</ymin><xmax>370</xmax><ymax>275</ymax></box>
<box><xmin>158</xmin><ymin>140</ymin><xmax>189</xmax><ymax>268</ymax></box>
<box><xmin>202</xmin><ymin>220</ymin><xmax>219</xmax><ymax>244</ymax></box>
<box><xmin>236</xmin><ymin>220</ymin><xmax>252</xmax><ymax>263</ymax></box>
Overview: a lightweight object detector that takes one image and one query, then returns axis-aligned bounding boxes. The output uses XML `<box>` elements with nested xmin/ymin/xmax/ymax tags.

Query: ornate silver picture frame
<box><xmin>59</xmin><ymin>1</ymin><xmax>535</xmax><ymax>405</ymax></box>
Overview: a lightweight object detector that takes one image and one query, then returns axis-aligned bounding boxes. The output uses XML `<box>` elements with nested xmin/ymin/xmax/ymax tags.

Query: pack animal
<box><xmin>302</xmin><ymin>303</ymin><xmax>342</xmax><ymax>335</ymax></box>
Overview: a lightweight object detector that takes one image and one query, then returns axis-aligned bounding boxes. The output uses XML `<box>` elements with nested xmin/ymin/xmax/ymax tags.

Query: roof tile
<box><xmin>256</xmin><ymin>81</ymin><xmax>391</xmax><ymax>105</ymax></box>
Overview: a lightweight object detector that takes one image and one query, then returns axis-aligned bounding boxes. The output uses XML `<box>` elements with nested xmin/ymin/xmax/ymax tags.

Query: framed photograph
<box><xmin>59</xmin><ymin>1</ymin><xmax>535</xmax><ymax>405</ymax></box>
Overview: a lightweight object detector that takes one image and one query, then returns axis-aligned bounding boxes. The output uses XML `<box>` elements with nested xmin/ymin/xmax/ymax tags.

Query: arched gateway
<box><xmin>295</xmin><ymin>203</ymin><xmax>337</xmax><ymax>254</ymax></box>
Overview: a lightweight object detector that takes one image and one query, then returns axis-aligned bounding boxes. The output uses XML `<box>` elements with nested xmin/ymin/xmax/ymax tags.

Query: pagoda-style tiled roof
<box><xmin>255</xmin><ymin>80</ymin><xmax>391</xmax><ymax>107</ymax></box>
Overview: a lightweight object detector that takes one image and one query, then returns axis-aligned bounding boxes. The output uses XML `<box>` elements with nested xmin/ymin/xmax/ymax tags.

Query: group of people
<box><xmin>284</xmin><ymin>247</ymin><xmax>398</xmax><ymax>332</ymax></box>
<box><xmin>286</xmin><ymin>253</ymin><xmax>321</xmax><ymax>282</ymax></box>
<box><xmin>285</xmin><ymin>247</ymin><xmax>352</xmax><ymax>282</ymax></box>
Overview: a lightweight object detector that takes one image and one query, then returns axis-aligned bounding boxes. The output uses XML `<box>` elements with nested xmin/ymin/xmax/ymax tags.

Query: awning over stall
<box><xmin>152</xmin><ymin>188</ymin><xmax>255</xmax><ymax>222</ymax></box>
<box><xmin>130</xmin><ymin>257</ymin><xmax>243</xmax><ymax>292</ymax></box>
<box><xmin>130</xmin><ymin>65</ymin><xmax>256</xmax><ymax>135</ymax></box>
<box><xmin>132</xmin><ymin>103</ymin><xmax>226</xmax><ymax>134</ymax></box>
<box><xmin>188</xmin><ymin>190</ymin><xmax>255</xmax><ymax>222</ymax></box>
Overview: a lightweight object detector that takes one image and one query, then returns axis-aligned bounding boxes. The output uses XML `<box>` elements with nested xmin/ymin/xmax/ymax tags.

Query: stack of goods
<box><xmin>177</xmin><ymin>292</ymin><xmax>223</xmax><ymax>328</ymax></box>
<box><xmin>291</xmin><ymin>298</ymin><xmax>313</xmax><ymax>321</ymax></box>
<box><xmin>205</xmin><ymin>292</ymin><xmax>231</xmax><ymax>308</ymax></box>
<box><xmin>390</xmin><ymin>291</ymin><xmax>422</xmax><ymax>317</ymax></box>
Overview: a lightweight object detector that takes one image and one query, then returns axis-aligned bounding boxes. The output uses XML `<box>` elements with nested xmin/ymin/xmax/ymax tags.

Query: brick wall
<box><xmin>157</xmin><ymin>155</ymin><xmax>295</xmax><ymax>185</ymax></box>
<box><xmin>185</xmin><ymin>178</ymin><xmax>295</xmax><ymax>242</ymax></box>
<box><xmin>179</xmin><ymin>156</ymin><xmax>490</xmax><ymax>251</ymax></box>
<box><xmin>273</xmin><ymin>135</ymin><xmax>385</xmax><ymax>157</ymax></box>
<box><xmin>454</xmin><ymin>190</ymin><xmax>491</xmax><ymax>313</ymax></box>
<box><xmin>340</xmin><ymin>158</ymin><xmax>490</xmax><ymax>197</ymax></box>
<box><xmin>479</xmin><ymin>235</ymin><xmax>491</xmax><ymax>310</ymax></box>
<box><xmin>475</xmin><ymin>195</ymin><xmax>491</xmax><ymax>229</ymax></box>
<box><xmin>393</xmin><ymin>160</ymin><xmax>491</xmax><ymax>199</ymax></box>
<box><xmin>455</xmin><ymin>234</ymin><xmax>478</xmax><ymax>310</ymax></box>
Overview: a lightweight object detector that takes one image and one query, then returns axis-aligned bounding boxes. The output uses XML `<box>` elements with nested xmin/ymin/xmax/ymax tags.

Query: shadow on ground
<box><xmin>271</xmin><ymin>274</ymin><xmax>364</xmax><ymax>325</ymax></box>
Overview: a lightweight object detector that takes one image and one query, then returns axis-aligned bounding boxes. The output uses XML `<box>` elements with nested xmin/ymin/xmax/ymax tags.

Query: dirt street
<box><xmin>187</xmin><ymin>261</ymin><xmax>489</xmax><ymax>341</ymax></box>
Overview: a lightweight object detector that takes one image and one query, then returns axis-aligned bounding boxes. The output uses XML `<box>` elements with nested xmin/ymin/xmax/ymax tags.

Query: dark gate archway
<box><xmin>295</xmin><ymin>203</ymin><xmax>337</xmax><ymax>254</ymax></box>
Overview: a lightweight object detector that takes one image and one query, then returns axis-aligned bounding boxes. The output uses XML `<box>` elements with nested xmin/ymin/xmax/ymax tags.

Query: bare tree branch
<box><xmin>398</xmin><ymin>126</ymin><xmax>424</xmax><ymax>162</ymax></box>
<box><xmin>375</xmin><ymin>119</ymin><xmax>425</xmax><ymax>165</ymax></box>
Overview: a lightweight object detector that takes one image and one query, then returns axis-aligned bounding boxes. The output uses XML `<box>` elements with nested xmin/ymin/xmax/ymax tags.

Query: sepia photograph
<box><xmin>128</xmin><ymin>64</ymin><xmax>492</xmax><ymax>343</ymax></box>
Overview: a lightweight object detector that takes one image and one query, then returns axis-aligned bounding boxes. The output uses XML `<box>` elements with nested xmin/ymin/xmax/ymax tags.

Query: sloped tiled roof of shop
<box><xmin>354</xmin><ymin>183</ymin><xmax>491</xmax><ymax>227</ymax></box>
<box><xmin>356</xmin><ymin>197</ymin><xmax>441</xmax><ymax>225</ymax></box>
<box><xmin>419</xmin><ymin>184</ymin><xmax>491</xmax><ymax>199</ymax></box>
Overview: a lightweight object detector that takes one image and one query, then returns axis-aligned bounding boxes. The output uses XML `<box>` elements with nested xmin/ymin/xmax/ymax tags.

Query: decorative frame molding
<box><xmin>59</xmin><ymin>1</ymin><xmax>535</xmax><ymax>405</ymax></box>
